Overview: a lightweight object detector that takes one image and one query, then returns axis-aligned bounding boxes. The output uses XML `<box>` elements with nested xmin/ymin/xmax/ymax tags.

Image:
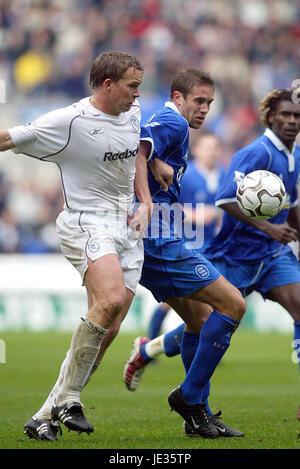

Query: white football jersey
<box><xmin>8</xmin><ymin>97</ymin><xmax>141</xmax><ymax>213</ymax></box>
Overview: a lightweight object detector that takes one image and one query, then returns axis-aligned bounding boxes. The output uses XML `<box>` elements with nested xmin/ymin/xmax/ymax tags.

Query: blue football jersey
<box><xmin>139</xmin><ymin>103</ymin><xmax>222</xmax><ymax>301</ymax></box>
<box><xmin>205</xmin><ymin>129</ymin><xmax>300</xmax><ymax>264</ymax></box>
<box><xmin>140</xmin><ymin>102</ymin><xmax>189</xmax><ymax>238</ymax></box>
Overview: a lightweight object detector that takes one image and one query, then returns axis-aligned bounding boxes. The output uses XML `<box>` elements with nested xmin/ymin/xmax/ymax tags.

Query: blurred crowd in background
<box><xmin>0</xmin><ymin>0</ymin><xmax>299</xmax><ymax>253</ymax></box>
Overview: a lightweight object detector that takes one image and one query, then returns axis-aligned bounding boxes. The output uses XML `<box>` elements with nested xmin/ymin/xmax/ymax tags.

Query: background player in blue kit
<box><xmin>147</xmin><ymin>133</ymin><xmax>225</xmax><ymax>340</ymax></box>
<box><xmin>180</xmin><ymin>133</ymin><xmax>225</xmax><ymax>250</ymax></box>
<box><xmin>124</xmin><ymin>67</ymin><xmax>246</xmax><ymax>438</ymax></box>
<box><xmin>124</xmin><ymin>88</ymin><xmax>300</xmax><ymax>428</ymax></box>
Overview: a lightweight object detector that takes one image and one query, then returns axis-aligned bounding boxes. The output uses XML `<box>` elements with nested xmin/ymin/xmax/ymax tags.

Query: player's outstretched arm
<box><xmin>0</xmin><ymin>130</ymin><xmax>15</xmax><ymax>152</ymax></box>
<box><xmin>220</xmin><ymin>201</ymin><xmax>298</xmax><ymax>245</ymax></box>
<box><xmin>129</xmin><ymin>141</ymin><xmax>153</xmax><ymax>234</ymax></box>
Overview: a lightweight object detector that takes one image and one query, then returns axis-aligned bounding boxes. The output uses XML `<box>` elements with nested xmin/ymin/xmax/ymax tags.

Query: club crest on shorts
<box><xmin>195</xmin><ymin>264</ymin><xmax>209</xmax><ymax>279</ymax></box>
<box><xmin>88</xmin><ymin>241</ymin><xmax>100</xmax><ymax>253</ymax></box>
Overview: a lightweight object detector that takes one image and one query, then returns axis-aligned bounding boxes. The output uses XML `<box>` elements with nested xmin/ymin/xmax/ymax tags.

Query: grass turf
<box><xmin>0</xmin><ymin>330</ymin><xmax>299</xmax><ymax>449</ymax></box>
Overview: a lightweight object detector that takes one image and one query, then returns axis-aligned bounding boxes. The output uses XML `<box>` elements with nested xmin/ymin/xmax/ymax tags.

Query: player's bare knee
<box><xmin>104</xmin><ymin>294</ymin><xmax>127</xmax><ymax>316</ymax></box>
<box><xmin>231</xmin><ymin>294</ymin><xmax>246</xmax><ymax>321</ymax></box>
<box><xmin>220</xmin><ymin>291</ymin><xmax>246</xmax><ymax>321</ymax></box>
<box><xmin>92</xmin><ymin>291</ymin><xmax>127</xmax><ymax>325</ymax></box>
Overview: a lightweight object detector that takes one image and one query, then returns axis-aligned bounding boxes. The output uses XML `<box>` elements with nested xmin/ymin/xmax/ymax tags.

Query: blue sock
<box><xmin>180</xmin><ymin>329</ymin><xmax>199</xmax><ymax>373</ymax></box>
<box><xmin>148</xmin><ymin>304</ymin><xmax>168</xmax><ymax>339</ymax></box>
<box><xmin>164</xmin><ymin>323</ymin><xmax>185</xmax><ymax>357</ymax></box>
<box><xmin>293</xmin><ymin>322</ymin><xmax>300</xmax><ymax>373</ymax></box>
<box><xmin>202</xmin><ymin>381</ymin><xmax>211</xmax><ymax>416</ymax></box>
<box><xmin>180</xmin><ymin>329</ymin><xmax>212</xmax><ymax>415</ymax></box>
<box><xmin>181</xmin><ymin>310</ymin><xmax>239</xmax><ymax>405</ymax></box>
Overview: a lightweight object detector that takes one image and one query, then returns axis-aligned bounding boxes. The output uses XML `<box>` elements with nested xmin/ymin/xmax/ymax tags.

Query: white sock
<box><xmin>84</xmin><ymin>357</ymin><xmax>102</xmax><ymax>386</ymax></box>
<box><xmin>144</xmin><ymin>335</ymin><xmax>165</xmax><ymax>359</ymax></box>
<box><xmin>53</xmin><ymin>317</ymin><xmax>107</xmax><ymax>407</ymax></box>
<box><xmin>34</xmin><ymin>354</ymin><xmax>103</xmax><ymax>420</ymax></box>
<box><xmin>33</xmin><ymin>351</ymin><xmax>70</xmax><ymax>420</ymax></box>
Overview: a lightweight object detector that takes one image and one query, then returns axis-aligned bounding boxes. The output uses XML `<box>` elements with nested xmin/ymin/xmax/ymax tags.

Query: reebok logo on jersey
<box><xmin>89</xmin><ymin>128</ymin><xmax>104</xmax><ymax>135</ymax></box>
<box><xmin>103</xmin><ymin>147</ymin><xmax>138</xmax><ymax>161</ymax></box>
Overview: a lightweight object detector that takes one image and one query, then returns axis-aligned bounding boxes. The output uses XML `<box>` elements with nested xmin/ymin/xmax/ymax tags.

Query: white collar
<box><xmin>264</xmin><ymin>128</ymin><xmax>296</xmax><ymax>172</ymax></box>
<box><xmin>264</xmin><ymin>128</ymin><xmax>296</xmax><ymax>155</ymax></box>
<box><xmin>79</xmin><ymin>97</ymin><xmax>102</xmax><ymax>116</ymax></box>
<box><xmin>164</xmin><ymin>101</ymin><xmax>181</xmax><ymax>115</ymax></box>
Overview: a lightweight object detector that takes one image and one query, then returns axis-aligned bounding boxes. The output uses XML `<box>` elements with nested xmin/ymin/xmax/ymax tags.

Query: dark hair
<box><xmin>259</xmin><ymin>89</ymin><xmax>294</xmax><ymax>128</ymax></box>
<box><xmin>170</xmin><ymin>68</ymin><xmax>215</xmax><ymax>99</ymax></box>
<box><xmin>89</xmin><ymin>51</ymin><xmax>144</xmax><ymax>90</ymax></box>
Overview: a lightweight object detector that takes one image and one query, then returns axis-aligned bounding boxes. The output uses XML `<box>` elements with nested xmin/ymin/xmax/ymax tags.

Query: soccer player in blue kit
<box><xmin>180</xmin><ymin>133</ymin><xmax>225</xmax><ymax>250</ymax></box>
<box><xmin>124</xmin><ymin>67</ymin><xmax>246</xmax><ymax>438</ymax></box>
<box><xmin>124</xmin><ymin>88</ymin><xmax>300</xmax><ymax>429</ymax></box>
<box><xmin>147</xmin><ymin>133</ymin><xmax>225</xmax><ymax>340</ymax></box>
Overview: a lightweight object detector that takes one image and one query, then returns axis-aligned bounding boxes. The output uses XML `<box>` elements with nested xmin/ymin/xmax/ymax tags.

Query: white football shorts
<box><xmin>56</xmin><ymin>209</ymin><xmax>144</xmax><ymax>293</ymax></box>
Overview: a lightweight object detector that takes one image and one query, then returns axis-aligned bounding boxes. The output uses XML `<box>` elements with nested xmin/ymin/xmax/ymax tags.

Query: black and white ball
<box><xmin>236</xmin><ymin>170</ymin><xmax>287</xmax><ymax>220</ymax></box>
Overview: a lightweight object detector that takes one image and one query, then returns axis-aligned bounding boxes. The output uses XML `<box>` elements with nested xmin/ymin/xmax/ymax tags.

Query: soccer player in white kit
<box><xmin>0</xmin><ymin>51</ymin><xmax>152</xmax><ymax>440</ymax></box>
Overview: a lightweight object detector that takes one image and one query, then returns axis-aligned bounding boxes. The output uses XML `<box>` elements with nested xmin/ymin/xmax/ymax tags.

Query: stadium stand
<box><xmin>0</xmin><ymin>0</ymin><xmax>299</xmax><ymax>253</ymax></box>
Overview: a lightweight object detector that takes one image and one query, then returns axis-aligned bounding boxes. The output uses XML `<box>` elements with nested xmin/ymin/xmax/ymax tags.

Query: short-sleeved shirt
<box><xmin>8</xmin><ymin>97</ymin><xmax>141</xmax><ymax>214</ymax></box>
<box><xmin>139</xmin><ymin>102</ymin><xmax>220</xmax><ymax>301</ymax></box>
<box><xmin>140</xmin><ymin>101</ymin><xmax>189</xmax><ymax>239</ymax></box>
<box><xmin>205</xmin><ymin>129</ymin><xmax>300</xmax><ymax>264</ymax></box>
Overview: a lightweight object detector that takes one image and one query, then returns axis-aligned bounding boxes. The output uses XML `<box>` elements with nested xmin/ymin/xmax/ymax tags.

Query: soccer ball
<box><xmin>236</xmin><ymin>170</ymin><xmax>286</xmax><ymax>220</ymax></box>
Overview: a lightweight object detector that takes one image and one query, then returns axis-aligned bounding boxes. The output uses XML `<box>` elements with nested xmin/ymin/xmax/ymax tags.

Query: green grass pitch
<box><xmin>0</xmin><ymin>330</ymin><xmax>299</xmax><ymax>449</ymax></box>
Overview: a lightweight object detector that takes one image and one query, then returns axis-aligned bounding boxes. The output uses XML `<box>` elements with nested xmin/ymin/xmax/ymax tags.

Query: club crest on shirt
<box><xmin>130</xmin><ymin>115</ymin><xmax>140</xmax><ymax>133</ymax></box>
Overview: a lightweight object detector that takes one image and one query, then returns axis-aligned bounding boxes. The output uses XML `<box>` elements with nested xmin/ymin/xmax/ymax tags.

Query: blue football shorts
<box><xmin>212</xmin><ymin>250</ymin><xmax>300</xmax><ymax>299</ymax></box>
<box><xmin>140</xmin><ymin>237</ymin><xmax>220</xmax><ymax>302</ymax></box>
